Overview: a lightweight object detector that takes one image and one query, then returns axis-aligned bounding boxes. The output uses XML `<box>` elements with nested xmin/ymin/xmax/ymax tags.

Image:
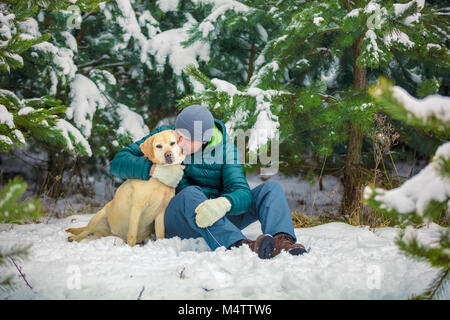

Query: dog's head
<box><xmin>139</xmin><ymin>130</ymin><xmax>185</xmax><ymax>165</ymax></box>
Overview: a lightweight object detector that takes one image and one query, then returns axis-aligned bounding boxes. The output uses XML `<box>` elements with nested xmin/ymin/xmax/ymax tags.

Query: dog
<box><xmin>66</xmin><ymin>130</ymin><xmax>185</xmax><ymax>247</ymax></box>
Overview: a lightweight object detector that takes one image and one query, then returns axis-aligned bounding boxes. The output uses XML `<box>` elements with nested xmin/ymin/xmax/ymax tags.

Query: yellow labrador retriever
<box><xmin>66</xmin><ymin>130</ymin><xmax>185</xmax><ymax>247</ymax></box>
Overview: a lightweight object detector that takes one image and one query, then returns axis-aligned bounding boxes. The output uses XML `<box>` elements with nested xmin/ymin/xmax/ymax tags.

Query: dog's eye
<box><xmin>156</xmin><ymin>145</ymin><xmax>162</xmax><ymax>149</ymax></box>
<box><xmin>170</xmin><ymin>142</ymin><xmax>175</xmax><ymax>146</ymax></box>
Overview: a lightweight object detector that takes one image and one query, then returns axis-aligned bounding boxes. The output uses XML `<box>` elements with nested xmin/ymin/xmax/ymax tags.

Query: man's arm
<box><xmin>110</xmin><ymin>125</ymin><xmax>173</xmax><ymax>180</ymax></box>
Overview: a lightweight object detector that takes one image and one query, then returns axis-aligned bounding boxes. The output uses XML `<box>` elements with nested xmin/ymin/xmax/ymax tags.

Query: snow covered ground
<box><xmin>1</xmin><ymin>150</ymin><xmax>440</xmax><ymax>300</ymax></box>
<box><xmin>0</xmin><ymin>215</ymin><xmax>447</xmax><ymax>300</ymax></box>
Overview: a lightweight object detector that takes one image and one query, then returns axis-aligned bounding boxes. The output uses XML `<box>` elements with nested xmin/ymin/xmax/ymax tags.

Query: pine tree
<box><xmin>0</xmin><ymin>176</ymin><xmax>42</xmax><ymax>223</ymax></box>
<box><xmin>363</xmin><ymin>77</ymin><xmax>449</xmax><ymax>300</ymax></box>
<box><xmin>0</xmin><ymin>0</ymin><xmax>103</xmax><ymax>294</ymax></box>
<box><xmin>179</xmin><ymin>0</ymin><xmax>449</xmax><ymax>216</ymax></box>
<box><xmin>0</xmin><ymin>1</ymin><xmax>109</xmax><ymax>157</ymax></box>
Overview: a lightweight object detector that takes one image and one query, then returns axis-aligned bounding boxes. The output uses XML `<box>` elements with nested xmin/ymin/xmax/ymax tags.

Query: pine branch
<box><xmin>0</xmin><ymin>243</ymin><xmax>31</xmax><ymax>293</ymax></box>
<box><xmin>411</xmin><ymin>268</ymin><xmax>449</xmax><ymax>300</ymax></box>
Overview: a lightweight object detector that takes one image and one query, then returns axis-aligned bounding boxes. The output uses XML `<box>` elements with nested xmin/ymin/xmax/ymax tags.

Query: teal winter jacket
<box><xmin>110</xmin><ymin>118</ymin><xmax>252</xmax><ymax>215</ymax></box>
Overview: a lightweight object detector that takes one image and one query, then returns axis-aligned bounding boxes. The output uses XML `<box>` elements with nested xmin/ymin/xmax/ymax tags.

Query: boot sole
<box><xmin>258</xmin><ymin>235</ymin><xmax>275</xmax><ymax>259</ymax></box>
<box><xmin>289</xmin><ymin>247</ymin><xmax>307</xmax><ymax>256</ymax></box>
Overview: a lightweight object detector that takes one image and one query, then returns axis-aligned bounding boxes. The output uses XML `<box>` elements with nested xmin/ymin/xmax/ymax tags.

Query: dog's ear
<box><xmin>140</xmin><ymin>135</ymin><xmax>156</xmax><ymax>163</ymax></box>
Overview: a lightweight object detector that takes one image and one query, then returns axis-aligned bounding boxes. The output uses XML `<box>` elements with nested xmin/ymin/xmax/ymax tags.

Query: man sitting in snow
<box><xmin>110</xmin><ymin>104</ymin><xmax>306</xmax><ymax>259</ymax></box>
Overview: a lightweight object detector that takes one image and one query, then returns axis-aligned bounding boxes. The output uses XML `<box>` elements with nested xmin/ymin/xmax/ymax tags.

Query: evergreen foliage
<box><xmin>363</xmin><ymin>78</ymin><xmax>449</xmax><ymax>300</ymax></box>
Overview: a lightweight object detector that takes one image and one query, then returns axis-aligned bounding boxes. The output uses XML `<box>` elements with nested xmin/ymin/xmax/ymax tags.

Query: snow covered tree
<box><xmin>178</xmin><ymin>0</ymin><xmax>449</xmax><ymax>216</ymax></box>
<box><xmin>363</xmin><ymin>77</ymin><xmax>449</xmax><ymax>299</ymax></box>
<box><xmin>0</xmin><ymin>1</ymin><xmax>117</xmax><ymax>197</ymax></box>
<box><xmin>5</xmin><ymin>0</ymin><xmax>264</xmax><ymax>193</ymax></box>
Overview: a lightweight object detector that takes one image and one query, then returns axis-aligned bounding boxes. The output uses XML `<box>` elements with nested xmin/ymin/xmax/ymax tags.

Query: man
<box><xmin>110</xmin><ymin>104</ymin><xmax>306</xmax><ymax>259</ymax></box>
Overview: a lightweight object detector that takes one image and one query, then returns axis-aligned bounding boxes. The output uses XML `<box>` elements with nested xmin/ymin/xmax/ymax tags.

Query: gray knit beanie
<box><xmin>175</xmin><ymin>104</ymin><xmax>214</xmax><ymax>142</ymax></box>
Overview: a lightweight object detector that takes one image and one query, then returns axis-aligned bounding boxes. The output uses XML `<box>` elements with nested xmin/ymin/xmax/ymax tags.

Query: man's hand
<box><xmin>195</xmin><ymin>197</ymin><xmax>232</xmax><ymax>228</ymax></box>
<box><xmin>151</xmin><ymin>164</ymin><xmax>185</xmax><ymax>188</ymax></box>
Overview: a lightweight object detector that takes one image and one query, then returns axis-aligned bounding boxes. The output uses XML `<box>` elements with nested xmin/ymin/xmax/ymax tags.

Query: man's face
<box><xmin>175</xmin><ymin>129</ymin><xmax>206</xmax><ymax>155</ymax></box>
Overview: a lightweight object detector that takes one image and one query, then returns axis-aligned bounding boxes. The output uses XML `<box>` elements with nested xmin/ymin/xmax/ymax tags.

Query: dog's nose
<box><xmin>165</xmin><ymin>151</ymin><xmax>174</xmax><ymax>164</ymax></box>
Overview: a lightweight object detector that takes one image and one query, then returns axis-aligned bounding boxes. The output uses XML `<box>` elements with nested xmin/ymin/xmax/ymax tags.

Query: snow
<box><xmin>404</xmin><ymin>13</ymin><xmax>421</xmax><ymax>25</ymax></box>
<box><xmin>248</xmin><ymin>61</ymin><xmax>280</xmax><ymax>87</ymax></box>
<box><xmin>393</xmin><ymin>0</ymin><xmax>424</xmax><ymax>26</ymax></box>
<box><xmin>364</xmin><ymin>30</ymin><xmax>384</xmax><ymax>63</ymax></box>
<box><xmin>211</xmin><ymin>78</ymin><xmax>238</xmax><ymax>98</ymax></box>
<box><xmin>346</xmin><ymin>8</ymin><xmax>360</xmax><ymax>18</ymax></box>
<box><xmin>18</xmin><ymin>17</ymin><xmax>41</xmax><ymax>38</ymax></box>
<box><xmin>427</xmin><ymin>43</ymin><xmax>442</xmax><ymax>50</ymax></box>
<box><xmin>106</xmin><ymin>0</ymin><xmax>151</xmax><ymax>67</ymax></box>
<box><xmin>193</xmin><ymin>0</ymin><xmax>250</xmax><ymax>15</ymax></box>
<box><xmin>103</xmin><ymin>0</ymin><xmax>210</xmax><ymax>83</ymax></box>
<box><xmin>211</xmin><ymin>75</ymin><xmax>288</xmax><ymax>152</ymax></box>
<box><xmin>246</xmin><ymin>90</ymin><xmax>279</xmax><ymax>153</ymax></box>
<box><xmin>364</xmin><ymin>1</ymin><xmax>380</xmax><ymax>14</ymax></box>
<box><xmin>60</xmin><ymin>31</ymin><xmax>78</xmax><ymax>53</ymax></box>
<box><xmin>211</xmin><ymin>75</ymin><xmax>292</xmax><ymax>153</ymax></box>
<box><xmin>364</xmin><ymin>141</ymin><xmax>450</xmax><ymax>217</ymax></box>
<box><xmin>31</xmin><ymin>42</ymin><xmax>77</xmax><ymax>80</ymax></box>
<box><xmin>89</xmin><ymin>69</ymin><xmax>117</xmax><ymax>91</ymax></box>
<box><xmin>138</xmin><ymin>10</ymin><xmax>161</xmax><ymax>38</ymax></box>
<box><xmin>66</xmin><ymin>74</ymin><xmax>107</xmax><ymax>138</ymax></box>
<box><xmin>0</xmin><ymin>103</ymin><xmax>15</xmax><ymax>129</ymax></box>
<box><xmin>384</xmin><ymin>29</ymin><xmax>415</xmax><ymax>48</ymax></box>
<box><xmin>313</xmin><ymin>17</ymin><xmax>324</xmax><ymax>26</ymax></box>
<box><xmin>256</xmin><ymin>24</ymin><xmax>268</xmax><ymax>42</ymax></box>
<box><xmin>55</xmin><ymin>119</ymin><xmax>93</xmax><ymax>157</ymax></box>
<box><xmin>157</xmin><ymin>0</ymin><xmax>179</xmax><ymax>12</ymax></box>
<box><xmin>0</xmin><ymin>12</ymin><xmax>15</xmax><ymax>45</ymax></box>
<box><xmin>17</xmin><ymin>106</ymin><xmax>35</xmax><ymax>116</ymax></box>
<box><xmin>364</xmin><ymin>85</ymin><xmax>449</xmax><ymax>218</ymax></box>
<box><xmin>147</xmin><ymin>24</ymin><xmax>210</xmax><ymax>77</ymax></box>
<box><xmin>393</xmin><ymin>0</ymin><xmax>425</xmax><ymax>16</ymax></box>
<box><xmin>195</xmin><ymin>0</ymin><xmax>250</xmax><ymax>40</ymax></box>
<box><xmin>391</xmin><ymin>86</ymin><xmax>450</xmax><ymax>123</ymax></box>
<box><xmin>199</xmin><ymin>21</ymin><xmax>215</xmax><ymax>38</ymax></box>
<box><xmin>13</xmin><ymin>129</ymin><xmax>25</xmax><ymax>144</ymax></box>
<box><xmin>0</xmin><ymin>216</ymin><xmax>447</xmax><ymax>299</ymax></box>
<box><xmin>115</xmin><ymin>103</ymin><xmax>150</xmax><ymax>141</ymax></box>
<box><xmin>0</xmin><ymin>135</ymin><xmax>13</xmax><ymax>146</ymax></box>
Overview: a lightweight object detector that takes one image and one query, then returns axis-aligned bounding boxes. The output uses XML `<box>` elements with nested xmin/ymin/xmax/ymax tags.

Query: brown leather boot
<box><xmin>273</xmin><ymin>233</ymin><xmax>307</xmax><ymax>257</ymax></box>
<box><xmin>229</xmin><ymin>234</ymin><xmax>275</xmax><ymax>259</ymax></box>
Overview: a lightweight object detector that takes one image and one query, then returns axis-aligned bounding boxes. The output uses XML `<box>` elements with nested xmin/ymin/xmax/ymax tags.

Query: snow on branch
<box><xmin>363</xmin><ymin>141</ymin><xmax>450</xmax><ymax>217</ymax></box>
<box><xmin>66</xmin><ymin>74</ymin><xmax>107</xmax><ymax>138</ymax></box>
<box><xmin>364</xmin><ymin>79</ymin><xmax>450</xmax><ymax>222</ymax></box>
<box><xmin>370</xmin><ymin>77</ymin><xmax>450</xmax><ymax>133</ymax></box>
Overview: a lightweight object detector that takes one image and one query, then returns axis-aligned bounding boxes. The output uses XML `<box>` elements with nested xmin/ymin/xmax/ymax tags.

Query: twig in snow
<box><xmin>179</xmin><ymin>267</ymin><xmax>186</xmax><ymax>279</ymax></box>
<box><xmin>9</xmin><ymin>258</ymin><xmax>32</xmax><ymax>290</ymax></box>
<box><xmin>137</xmin><ymin>286</ymin><xmax>145</xmax><ymax>300</ymax></box>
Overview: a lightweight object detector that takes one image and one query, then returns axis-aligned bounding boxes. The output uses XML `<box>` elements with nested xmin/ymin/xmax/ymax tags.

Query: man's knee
<box><xmin>177</xmin><ymin>185</ymin><xmax>207</xmax><ymax>202</ymax></box>
<box><xmin>261</xmin><ymin>181</ymin><xmax>284</xmax><ymax>195</ymax></box>
<box><xmin>168</xmin><ymin>185</ymin><xmax>206</xmax><ymax>217</ymax></box>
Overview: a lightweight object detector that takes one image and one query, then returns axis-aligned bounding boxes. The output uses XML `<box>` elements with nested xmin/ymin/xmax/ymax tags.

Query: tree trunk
<box><xmin>40</xmin><ymin>152</ymin><xmax>66</xmax><ymax>198</ymax></box>
<box><xmin>338</xmin><ymin>34</ymin><xmax>367</xmax><ymax>216</ymax></box>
